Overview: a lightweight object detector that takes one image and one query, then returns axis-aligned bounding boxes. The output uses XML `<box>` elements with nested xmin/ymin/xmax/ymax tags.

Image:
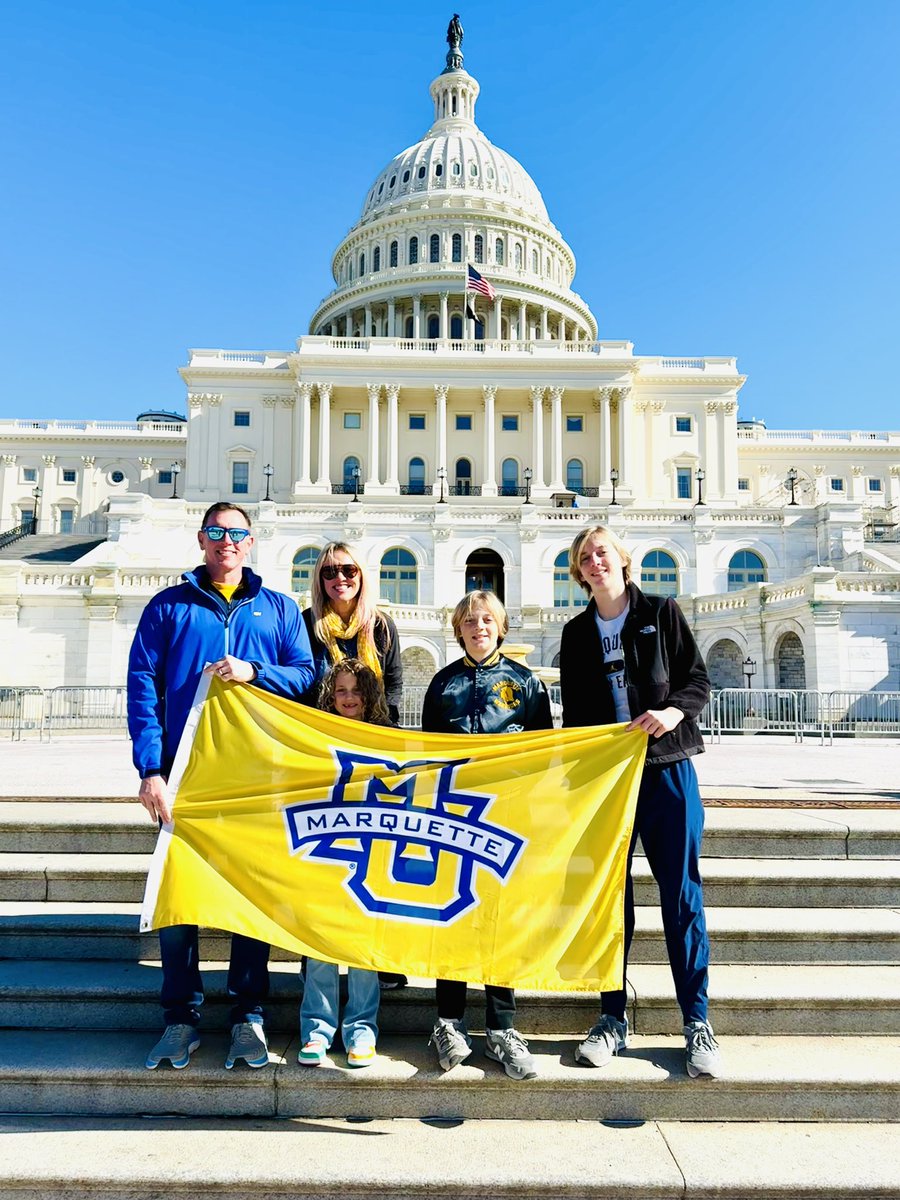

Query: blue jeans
<box><xmin>601</xmin><ymin>757</ymin><xmax>710</xmax><ymax>1025</ymax></box>
<box><xmin>159</xmin><ymin>924</ymin><xmax>270</xmax><ymax>1027</ymax></box>
<box><xmin>300</xmin><ymin>958</ymin><xmax>380</xmax><ymax>1050</ymax></box>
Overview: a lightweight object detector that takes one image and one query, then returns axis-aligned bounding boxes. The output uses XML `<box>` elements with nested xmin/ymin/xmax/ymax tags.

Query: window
<box><xmin>359</xmin><ymin>252</ymin><xmax>366</xmax><ymax>276</ymax></box>
<box><xmin>380</xmin><ymin>548</ymin><xmax>418</xmax><ymax>604</ymax></box>
<box><xmin>566</xmin><ymin>416</ymin><xmax>583</xmax><ymax>433</ymax></box>
<box><xmin>728</xmin><ymin>550</ymin><xmax>766</xmax><ymax>591</ymax></box>
<box><xmin>474</xmin><ymin>234</ymin><xmax>483</xmax><ymax>263</ymax></box>
<box><xmin>343</xmin><ymin>456</ymin><xmax>361</xmax><ymax>491</ymax></box>
<box><xmin>389</xmin><ymin>240</ymin><xmax>398</xmax><ymax>267</ymax></box>
<box><xmin>158</xmin><ymin>470</ymin><xmax>173</xmax><ymax>485</ymax></box>
<box><xmin>427</xmin><ymin>314</ymin><xmax>440</xmax><ymax>339</ymax></box>
<box><xmin>514</xmin><ymin>243</ymin><xmax>523</xmax><ymax>269</ymax></box>
<box><xmin>402</xmin><ymin>169</ymin><xmax>410</xmax><ymax>183</ymax></box>
<box><xmin>407</xmin><ymin>457</ymin><xmax>426</xmax><ymax>494</ymax></box>
<box><xmin>456</xmin><ymin>414</ymin><xmax>472</xmax><ymax>431</ymax></box>
<box><xmin>59</xmin><ymin>509</ymin><xmax>74</xmax><ymax>534</ymax></box>
<box><xmin>454</xmin><ymin>457</ymin><xmax>472</xmax><ymax>494</ymax></box>
<box><xmin>830</xmin><ymin>477</ymin><xmax>845</xmax><ymax>493</ymax></box>
<box><xmin>288</xmin><ymin>547</ymin><xmax>317</xmax><ymax>593</ymax></box>
<box><xmin>675</xmin><ymin>416</ymin><xmax>692</xmax><ymax>433</ymax></box>
<box><xmin>738</xmin><ymin>477</ymin><xmax>750</xmax><ymax>491</ymax></box>
<box><xmin>409</xmin><ymin>414</ymin><xmax>426</xmax><ymax>430</ymax></box>
<box><xmin>495</xmin><ymin>238</ymin><xmax>504</xmax><ymax>265</ymax></box>
<box><xmin>566</xmin><ymin>459</ymin><xmax>584</xmax><ymax>492</ymax></box>
<box><xmin>676</xmin><ymin>467</ymin><xmax>692</xmax><ymax>499</ymax></box>
<box><xmin>430</xmin><ymin>233</ymin><xmax>440</xmax><ymax>263</ymax></box>
<box><xmin>373</xmin><ymin>246</ymin><xmax>381</xmax><ymax>272</ymax></box>
<box><xmin>640</xmin><ymin>550</ymin><xmax>678</xmax><ymax>598</ymax></box>
<box><xmin>450</xmin><ymin>313</ymin><xmax>463</xmax><ymax>339</ymax></box>
<box><xmin>389</xmin><ymin>175</ymin><xmax>396</xmax><ymax>188</ymax></box>
<box><xmin>500</xmin><ymin>458</ymin><xmax>519</xmax><ymax>495</ymax></box>
<box><xmin>417</xmin><ymin>165</ymin><xmax>426</xmax><ymax>179</ymax></box>
<box><xmin>452</xmin><ymin>161</ymin><xmax>461</xmax><ymax>176</ymax></box>
<box><xmin>234</xmin><ymin>411</ymin><xmax>250</xmax><ymax>427</ymax></box>
<box><xmin>434</xmin><ymin>162</ymin><xmax>443</xmax><ymax>177</ymax></box>
<box><xmin>62</xmin><ymin>469</ymin><xmax>77</xmax><ymax>483</ymax></box>
<box><xmin>110</xmin><ymin>470</ymin><xmax>126</xmax><ymax>485</ymax></box>
<box><xmin>22</xmin><ymin>467</ymin><xmax>37</xmax><ymax>482</ymax></box>
<box><xmin>532</xmin><ymin>249</ymin><xmax>539</xmax><ymax>273</ymax></box>
<box><xmin>232</xmin><ymin>462</ymin><xmax>249</xmax><ymax>495</ymax></box>
<box><xmin>554</xmin><ymin>550</ymin><xmax>587</xmax><ymax>608</ymax></box>
<box><xmin>409</xmin><ymin>236</ymin><xmax>418</xmax><ymax>264</ymax></box>
<box><xmin>343</xmin><ymin>412</ymin><xmax>361</xmax><ymax>430</ymax></box>
<box><xmin>501</xmin><ymin>415</ymin><xmax>518</xmax><ymax>431</ymax></box>
<box><xmin>452</xmin><ymin>233</ymin><xmax>462</xmax><ymax>263</ymax></box>
<box><xmin>470</xmin><ymin>162</ymin><xmax>478</xmax><ymax>176</ymax></box>
<box><xmin>868</xmin><ymin>477</ymin><xmax>883</xmax><ymax>493</ymax></box>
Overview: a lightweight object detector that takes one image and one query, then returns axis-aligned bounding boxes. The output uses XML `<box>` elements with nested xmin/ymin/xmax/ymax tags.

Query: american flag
<box><xmin>467</xmin><ymin>264</ymin><xmax>496</xmax><ymax>300</ymax></box>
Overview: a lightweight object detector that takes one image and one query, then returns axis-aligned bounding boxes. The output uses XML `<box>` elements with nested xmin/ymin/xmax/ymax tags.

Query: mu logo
<box><xmin>282</xmin><ymin>750</ymin><xmax>526</xmax><ymax>924</ymax></box>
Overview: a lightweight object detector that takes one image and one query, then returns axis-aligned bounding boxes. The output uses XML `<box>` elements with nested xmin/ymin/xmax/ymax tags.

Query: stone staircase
<box><xmin>1</xmin><ymin>794</ymin><xmax>899</xmax><ymax>1197</ymax></box>
<box><xmin>0</xmin><ymin>533</ymin><xmax>105</xmax><ymax>563</ymax></box>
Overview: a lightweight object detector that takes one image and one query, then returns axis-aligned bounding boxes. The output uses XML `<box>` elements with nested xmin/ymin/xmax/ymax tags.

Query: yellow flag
<box><xmin>141</xmin><ymin>677</ymin><xmax>647</xmax><ymax>992</ymax></box>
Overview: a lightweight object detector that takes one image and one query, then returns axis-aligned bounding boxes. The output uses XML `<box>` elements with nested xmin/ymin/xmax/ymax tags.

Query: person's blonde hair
<box><xmin>309</xmin><ymin>542</ymin><xmax>390</xmax><ymax>649</ymax></box>
<box><xmin>450</xmin><ymin>590</ymin><xmax>509</xmax><ymax>649</ymax></box>
<box><xmin>318</xmin><ymin>658</ymin><xmax>391</xmax><ymax>725</ymax></box>
<box><xmin>568</xmin><ymin>526</ymin><xmax>633</xmax><ymax>594</ymax></box>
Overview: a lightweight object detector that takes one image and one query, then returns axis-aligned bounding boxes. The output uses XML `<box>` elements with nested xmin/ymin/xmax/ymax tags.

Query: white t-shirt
<box><xmin>594</xmin><ymin>608</ymin><xmax>631</xmax><ymax>723</ymax></box>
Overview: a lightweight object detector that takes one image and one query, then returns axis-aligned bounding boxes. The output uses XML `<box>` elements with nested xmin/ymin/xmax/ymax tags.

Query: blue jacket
<box><xmin>127</xmin><ymin>565</ymin><xmax>314</xmax><ymax>778</ymax></box>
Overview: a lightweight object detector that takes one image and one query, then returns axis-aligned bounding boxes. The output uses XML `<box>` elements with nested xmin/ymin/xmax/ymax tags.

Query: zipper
<box><xmin>223</xmin><ymin>595</ymin><xmax>254</xmax><ymax>657</ymax></box>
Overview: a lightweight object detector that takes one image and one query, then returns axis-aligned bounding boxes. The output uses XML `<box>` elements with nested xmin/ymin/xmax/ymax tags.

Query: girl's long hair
<box><xmin>317</xmin><ymin>658</ymin><xmax>391</xmax><ymax>725</ymax></box>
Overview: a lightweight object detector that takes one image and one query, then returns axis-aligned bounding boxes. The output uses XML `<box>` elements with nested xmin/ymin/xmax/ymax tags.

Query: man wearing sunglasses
<box><xmin>127</xmin><ymin>501</ymin><xmax>314</xmax><ymax>1072</ymax></box>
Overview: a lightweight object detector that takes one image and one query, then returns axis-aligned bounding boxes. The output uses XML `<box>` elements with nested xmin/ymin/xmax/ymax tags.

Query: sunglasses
<box><xmin>201</xmin><ymin>526</ymin><xmax>251</xmax><ymax>543</ymax></box>
<box><xmin>321</xmin><ymin>563</ymin><xmax>359</xmax><ymax>581</ymax></box>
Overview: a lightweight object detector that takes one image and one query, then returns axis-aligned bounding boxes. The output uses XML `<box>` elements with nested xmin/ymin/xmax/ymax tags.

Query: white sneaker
<box><xmin>574</xmin><ymin>1015</ymin><xmax>628</xmax><ymax>1068</ymax></box>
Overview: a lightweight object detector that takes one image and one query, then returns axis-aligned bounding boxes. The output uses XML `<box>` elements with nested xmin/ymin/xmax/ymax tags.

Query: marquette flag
<box><xmin>141</xmin><ymin>677</ymin><xmax>647</xmax><ymax>992</ymax></box>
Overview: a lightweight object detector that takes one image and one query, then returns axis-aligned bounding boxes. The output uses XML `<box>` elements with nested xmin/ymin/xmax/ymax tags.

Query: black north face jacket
<box><xmin>559</xmin><ymin>583</ymin><xmax>710</xmax><ymax>765</ymax></box>
<box><xmin>421</xmin><ymin>649</ymin><xmax>553</xmax><ymax>735</ymax></box>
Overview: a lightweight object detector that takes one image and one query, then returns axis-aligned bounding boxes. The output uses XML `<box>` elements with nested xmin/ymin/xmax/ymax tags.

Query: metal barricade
<box><xmin>826</xmin><ymin>690</ymin><xmax>900</xmax><ymax>737</ymax></box>
<box><xmin>398</xmin><ymin>686</ymin><xmax>428</xmax><ymax>729</ymax></box>
<box><xmin>0</xmin><ymin>687</ymin><xmax>45</xmax><ymax>740</ymax></box>
<box><xmin>43</xmin><ymin>686</ymin><xmax>128</xmax><ymax>739</ymax></box>
<box><xmin>713</xmin><ymin>688</ymin><xmax>803</xmax><ymax>741</ymax></box>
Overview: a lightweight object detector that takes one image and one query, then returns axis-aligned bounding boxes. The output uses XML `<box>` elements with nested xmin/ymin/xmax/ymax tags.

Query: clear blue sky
<box><xmin>3</xmin><ymin>0</ymin><xmax>898</xmax><ymax>428</ymax></box>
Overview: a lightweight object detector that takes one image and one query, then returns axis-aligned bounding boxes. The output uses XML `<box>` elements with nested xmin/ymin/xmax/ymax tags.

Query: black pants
<box><xmin>436</xmin><ymin>979</ymin><xmax>516</xmax><ymax>1030</ymax></box>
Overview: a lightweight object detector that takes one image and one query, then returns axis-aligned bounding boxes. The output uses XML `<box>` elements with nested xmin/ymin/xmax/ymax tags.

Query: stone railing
<box><xmin>737</xmin><ymin>428</ymin><xmax>899</xmax><ymax>444</ymax></box>
<box><xmin>0</xmin><ymin>420</ymin><xmax>186</xmax><ymax>436</ymax></box>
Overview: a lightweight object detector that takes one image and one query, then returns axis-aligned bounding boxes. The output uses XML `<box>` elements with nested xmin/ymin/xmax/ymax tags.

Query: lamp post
<box><xmin>437</xmin><ymin>466</ymin><xmax>447</xmax><ymax>503</ymax></box>
<box><xmin>351</xmin><ymin>465</ymin><xmax>361</xmax><ymax>503</ymax></box>
<box><xmin>695</xmin><ymin>466</ymin><xmax>706</xmax><ymax>506</ymax></box>
<box><xmin>742</xmin><ymin>656</ymin><xmax>756</xmax><ymax>690</ymax></box>
<box><xmin>170</xmin><ymin>462</ymin><xmax>181</xmax><ymax>500</ymax></box>
<box><xmin>31</xmin><ymin>485</ymin><xmax>41</xmax><ymax>534</ymax></box>
<box><xmin>786</xmin><ymin>466</ymin><xmax>799</xmax><ymax>506</ymax></box>
<box><xmin>524</xmin><ymin>466</ymin><xmax>533</xmax><ymax>505</ymax></box>
<box><xmin>263</xmin><ymin>463</ymin><xmax>274</xmax><ymax>502</ymax></box>
<box><xmin>609</xmin><ymin>467</ymin><xmax>619</xmax><ymax>507</ymax></box>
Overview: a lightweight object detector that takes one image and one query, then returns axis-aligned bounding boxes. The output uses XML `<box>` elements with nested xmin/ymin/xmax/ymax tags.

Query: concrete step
<box><xmin>0</xmin><ymin>1116</ymin><xmax>897</xmax><ymax>1200</ymax></box>
<box><xmin>4</xmin><ymin>851</ymin><xmax>899</xmax><ymax>907</ymax></box>
<box><xmin>3</xmin><ymin>960</ymin><xmax>898</xmax><ymax>1035</ymax></box>
<box><xmin>4</xmin><ymin>902</ymin><xmax>900</xmax><ymax>965</ymax></box>
<box><xmin>0</xmin><ymin>1029</ymin><xmax>897</xmax><ymax>1123</ymax></box>
<box><xmin>3</xmin><ymin>801</ymin><xmax>900</xmax><ymax>857</ymax></box>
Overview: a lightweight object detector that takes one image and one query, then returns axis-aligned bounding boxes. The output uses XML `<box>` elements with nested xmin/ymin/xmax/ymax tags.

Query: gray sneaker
<box><xmin>685</xmin><ymin>1019</ymin><xmax>721</xmax><ymax>1078</ymax></box>
<box><xmin>145</xmin><ymin>1023</ymin><xmax>200</xmax><ymax>1070</ymax></box>
<box><xmin>485</xmin><ymin>1027</ymin><xmax>538</xmax><ymax>1081</ymax></box>
<box><xmin>429</xmin><ymin>1018</ymin><xmax>473</xmax><ymax>1071</ymax></box>
<box><xmin>574</xmin><ymin>1015</ymin><xmax>628</xmax><ymax>1067</ymax></box>
<box><xmin>225</xmin><ymin>1021</ymin><xmax>270</xmax><ymax>1070</ymax></box>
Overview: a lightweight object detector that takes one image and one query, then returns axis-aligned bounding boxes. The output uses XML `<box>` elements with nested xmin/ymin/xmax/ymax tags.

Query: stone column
<box><xmin>540</xmin><ymin>308</ymin><xmax>549</xmax><ymax>339</ymax></box>
<box><xmin>704</xmin><ymin>400</ymin><xmax>719</xmax><ymax>500</ymax></box>
<box><xmin>186</xmin><ymin>394</ymin><xmax>205</xmax><ymax>494</ymax></box>
<box><xmin>385</xmin><ymin>384</ymin><xmax>400</xmax><ymax>490</ymax></box>
<box><xmin>38</xmin><ymin>455</ymin><xmax>56</xmax><ymax>534</ymax></box>
<box><xmin>482</xmin><ymin>385</ymin><xmax>497</xmax><ymax>494</ymax></box>
<box><xmin>493</xmin><ymin>294</ymin><xmax>502</xmax><ymax>340</ymax></box>
<box><xmin>413</xmin><ymin>297</ymin><xmax>421</xmax><ymax>339</ymax></box>
<box><xmin>315</xmin><ymin>383</ymin><xmax>332</xmax><ymax>489</ymax></box>
<box><xmin>364</xmin><ymin>304</ymin><xmax>372</xmax><ymax>337</ymax></box>
<box><xmin>345</xmin><ymin>312</ymin><xmax>353</xmax><ymax>337</ymax></box>
<box><xmin>598</xmin><ymin>388</ymin><xmax>612</xmax><ymax>484</ymax></box>
<box><xmin>79</xmin><ymin>457</ymin><xmax>95</xmax><ymax>529</ymax></box>
<box><xmin>0</xmin><ymin>455</ymin><xmax>15</xmax><ymax>531</ymax></box>
<box><xmin>434</xmin><ymin>384</ymin><xmax>448</xmax><ymax>486</ymax></box>
<box><xmin>387</xmin><ymin>299</ymin><xmax>396</xmax><ymax>338</ymax></box>
<box><xmin>548</xmin><ymin>387</ymin><xmax>564</xmax><ymax>491</ymax></box>
<box><xmin>201</xmin><ymin>394</ymin><xmax>223</xmax><ymax>497</ymax></box>
<box><xmin>721</xmin><ymin>399</ymin><xmax>738</xmax><ymax>496</ymax></box>
<box><xmin>439</xmin><ymin>292</ymin><xmax>449</xmax><ymax>339</ymax></box>
<box><xmin>294</xmin><ymin>382</ymin><xmax>313</xmax><ymax>488</ymax></box>
<box><xmin>530</xmin><ymin>386</ymin><xmax>545</xmax><ymax>488</ymax></box>
<box><xmin>366</xmin><ymin>383</ymin><xmax>381</xmax><ymax>486</ymax></box>
<box><xmin>262</xmin><ymin>396</ymin><xmax>277</xmax><ymax>495</ymax></box>
<box><xmin>559</xmin><ymin>316</ymin><xmax>567</xmax><ymax>344</ymax></box>
<box><xmin>518</xmin><ymin>300</ymin><xmax>526</xmax><ymax>341</ymax></box>
<box><xmin>615</xmin><ymin>387</ymin><xmax>633</xmax><ymax>490</ymax></box>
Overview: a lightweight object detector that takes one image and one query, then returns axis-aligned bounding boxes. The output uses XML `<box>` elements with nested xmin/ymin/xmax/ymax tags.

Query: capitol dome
<box><xmin>308</xmin><ymin>21</ymin><xmax>597</xmax><ymax>343</ymax></box>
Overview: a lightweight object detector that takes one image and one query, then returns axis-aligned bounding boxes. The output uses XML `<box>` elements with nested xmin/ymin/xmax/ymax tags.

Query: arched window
<box><xmin>407</xmin><ymin>456</ymin><xmax>426</xmax><ymax>495</ymax></box>
<box><xmin>728</xmin><ymin>550</ymin><xmax>767</xmax><ymax>591</ymax></box>
<box><xmin>389</xmin><ymin>240</ymin><xmax>398</xmax><ymax>267</ymax></box>
<box><xmin>434</xmin><ymin>162</ymin><xmax>443</xmax><ymax>177</ymax></box>
<box><xmin>427</xmin><ymin>313</ymin><xmax>440</xmax><ymax>339</ymax></box>
<box><xmin>450</xmin><ymin>313</ymin><xmax>463</xmax><ymax>339</ymax></box>
<box><xmin>343</xmin><ymin>456</ymin><xmax>361</xmax><ymax>492</ymax></box>
<box><xmin>430</xmin><ymin>233</ymin><xmax>441</xmax><ymax>262</ymax></box>
<box><xmin>373</xmin><ymin>246</ymin><xmax>381</xmax><ymax>272</ymax></box>
<box><xmin>291</xmin><ymin>546</ymin><xmax>319</xmax><ymax>594</ymax></box>
<box><xmin>451</xmin><ymin>233</ymin><xmax>462</xmax><ymax>263</ymax></box>
<box><xmin>470</xmin><ymin>162</ymin><xmax>478</xmax><ymax>176</ymax></box>
<box><xmin>495</xmin><ymin>238</ymin><xmax>504</xmax><ymax>265</ymax></box>
<box><xmin>359</xmin><ymin>252</ymin><xmax>366</xmax><ymax>276</ymax></box>
<box><xmin>455</xmin><ymin>457</ymin><xmax>472</xmax><ymax>495</ymax></box>
<box><xmin>405</xmin><ymin>315</ymin><xmax>414</xmax><ymax>337</ymax></box>
<box><xmin>500</xmin><ymin>457</ymin><xmax>518</xmax><ymax>496</ymax></box>
<box><xmin>640</xmin><ymin>550</ymin><xmax>679</xmax><ymax>598</ymax></box>
<box><xmin>409</xmin><ymin>236</ymin><xmax>418</xmax><ymax>264</ymax></box>
<box><xmin>380</xmin><ymin>548</ymin><xmax>418</xmax><ymax>605</ymax></box>
<box><xmin>514</xmin><ymin>243</ymin><xmax>523</xmax><ymax>269</ymax></box>
<box><xmin>474</xmin><ymin>234</ymin><xmax>484</xmax><ymax>263</ymax></box>
<box><xmin>566</xmin><ymin>458</ymin><xmax>584</xmax><ymax>492</ymax></box>
<box><xmin>452</xmin><ymin>161</ymin><xmax>461</xmax><ymax>176</ymax></box>
<box><xmin>554</xmin><ymin>550</ymin><xmax>587</xmax><ymax>608</ymax></box>
<box><xmin>532</xmin><ymin>249</ymin><xmax>539</xmax><ymax>273</ymax></box>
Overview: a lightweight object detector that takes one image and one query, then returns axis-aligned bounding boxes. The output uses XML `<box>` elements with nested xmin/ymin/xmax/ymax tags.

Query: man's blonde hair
<box><xmin>450</xmin><ymin>590</ymin><xmax>509</xmax><ymax>648</ymax></box>
<box><xmin>568</xmin><ymin>525</ymin><xmax>633</xmax><ymax>594</ymax></box>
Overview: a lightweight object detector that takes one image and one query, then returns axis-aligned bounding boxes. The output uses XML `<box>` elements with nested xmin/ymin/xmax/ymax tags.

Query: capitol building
<box><xmin>1</xmin><ymin>22</ymin><xmax>898</xmax><ymax>699</ymax></box>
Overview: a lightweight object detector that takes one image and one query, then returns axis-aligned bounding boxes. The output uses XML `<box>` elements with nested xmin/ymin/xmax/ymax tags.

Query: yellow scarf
<box><xmin>315</xmin><ymin>607</ymin><xmax>383</xmax><ymax>680</ymax></box>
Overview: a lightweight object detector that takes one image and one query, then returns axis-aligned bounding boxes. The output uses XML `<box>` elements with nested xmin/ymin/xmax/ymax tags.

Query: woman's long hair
<box><xmin>309</xmin><ymin>541</ymin><xmax>390</xmax><ymax>652</ymax></box>
<box><xmin>317</xmin><ymin>658</ymin><xmax>391</xmax><ymax>725</ymax></box>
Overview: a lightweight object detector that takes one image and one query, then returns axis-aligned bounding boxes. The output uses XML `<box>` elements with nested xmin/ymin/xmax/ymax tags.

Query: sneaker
<box><xmin>378</xmin><ymin>972</ymin><xmax>408</xmax><ymax>991</ymax></box>
<box><xmin>225</xmin><ymin>1021</ymin><xmax>269</xmax><ymax>1070</ymax></box>
<box><xmin>145</xmin><ymin>1023</ymin><xmax>200</xmax><ymax>1070</ymax></box>
<box><xmin>347</xmin><ymin>1040</ymin><xmax>377</xmax><ymax>1068</ymax></box>
<box><xmin>298</xmin><ymin>1039</ymin><xmax>328</xmax><ymax>1066</ymax></box>
<box><xmin>574</xmin><ymin>1015</ymin><xmax>628</xmax><ymax>1068</ymax></box>
<box><xmin>428</xmin><ymin>1018</ymin><xmax>473</xmax><ymax>1071</ymax></box>
<box><xmin>484</xmin><ymin>1027</ymin><xmax>538</xmax><ymax>1081</ymax></box>
<box><xmin>685</xmin><ymin>1019</ymin><xmax>721</xmax><ymax>1078</ymax></box>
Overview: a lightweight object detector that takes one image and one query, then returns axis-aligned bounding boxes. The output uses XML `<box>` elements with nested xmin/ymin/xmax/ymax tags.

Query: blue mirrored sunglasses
<box><xmin>201</xmin><ymin>526</ymin><xmax>251</xmax><ymax>543</ymax></box>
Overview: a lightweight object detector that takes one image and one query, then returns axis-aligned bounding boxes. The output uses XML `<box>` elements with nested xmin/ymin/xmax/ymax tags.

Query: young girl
<box><xmin>298</xmin><ymin>659</ymin><xmax>389</xmax><ymax>1068</ymax></box>
<box><xmin>421</xmin><ymin>591</ymin><xmax>553</xmax><ymax>1081</ymax></box>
